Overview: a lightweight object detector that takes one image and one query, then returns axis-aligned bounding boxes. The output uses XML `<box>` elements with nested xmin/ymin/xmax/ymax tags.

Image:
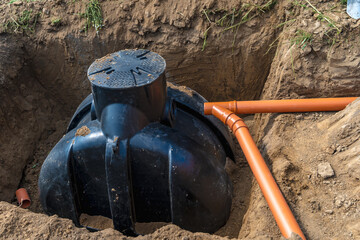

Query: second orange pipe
<box><xmin>211</xmin><ymin>105</ymin><xmax>306</xmax><ymax>240</ymax></box>
<box><xmin>204</xmin><ymin>97</ymin><xmax>357</xmax><ymax>115</ymax></box>
<box><xmin>15</xmin><ymin>188</ymin><xmax>31</xmax><ymax>208</ymax></box>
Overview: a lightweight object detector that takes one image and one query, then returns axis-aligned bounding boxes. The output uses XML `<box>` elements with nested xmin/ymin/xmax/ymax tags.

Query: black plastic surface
<box><xmin>88</xmin><ymin>49</ymin><xmax>166</xmax><ymax>89</ymax></box>
<box><xmin>39</xmin><ymin>50</ymin><xmax>234</xmax><ymax>235</ymax></box>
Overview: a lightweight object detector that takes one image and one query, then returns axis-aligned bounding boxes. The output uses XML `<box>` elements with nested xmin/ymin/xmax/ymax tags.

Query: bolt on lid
<box><xmin>87</xmin><ymin>49</ymin><xmax>166</xmax><ymax>89</ymax></box>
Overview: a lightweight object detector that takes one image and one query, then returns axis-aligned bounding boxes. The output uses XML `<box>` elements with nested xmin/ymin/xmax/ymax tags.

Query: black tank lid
<box><xmin>87</xmin><ymin>49</ymin><xmax>166</xmax><ymax>89</ymax></box>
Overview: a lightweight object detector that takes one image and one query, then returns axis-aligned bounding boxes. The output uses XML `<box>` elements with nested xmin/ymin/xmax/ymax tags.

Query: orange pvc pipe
<box><xmin>211</xmin><ymin>105</ymin><xmax>306</xmax><ymax>240</ymax></box>
<box><xmin>15</xmin><ymin>188</ymin><xmax>31</xmax><ymax>209</ymax></box>
<box><xmin>204</xmin><ymin>97</ymin><xmax>357</xmax><ymax>115</ymax></box>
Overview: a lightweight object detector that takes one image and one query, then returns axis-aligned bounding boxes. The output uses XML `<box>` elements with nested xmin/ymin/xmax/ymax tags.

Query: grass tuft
<box><xmin>290</xmin><ymin>0</ymin><xmax>343</xmax><ymax>47</ymax></box>
<box><xmin>4</xmin><ymin>9</ymin><xmax>39</xmax><ymax>34</ymax></box>
<box><xmin>8</xmin><ymin>0</ymin><xmax>37</xmax><ymax>4</ymax></box>
<box><xmin>51</xmin><ymin>17</ymin><xmax>62</xmax><ymax>27</ymax></box>
<box><xmin>201</xmin><ymin>0</ymin><xmax>277</xmax><ymax>51</ymax></box>
<box><xmin>291</xmin><ymin>29</ymin><xmax>313</xmax><ymax>49</ymax></box>
<box><xmin>82</xmin><ymin>0</ymin><xmax>103</xmax><ymax>33</ymax></box>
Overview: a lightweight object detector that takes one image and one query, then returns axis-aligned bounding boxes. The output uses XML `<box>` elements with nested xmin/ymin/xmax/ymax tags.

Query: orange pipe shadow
<box><xmin>204</xmin><ymin>97</ymin><xmax>357</xmax><ymax>115</ymax></box>
<box><xmin>211</xmin><ymin>105</ymin><xmax>306</xmax><ymax>240</ymax></box>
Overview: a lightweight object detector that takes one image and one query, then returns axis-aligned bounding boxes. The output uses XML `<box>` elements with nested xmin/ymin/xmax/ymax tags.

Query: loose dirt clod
<box><xmin>317</xmin><ymin>162</ymin><xmax>335</xmax><ymax>179</ymax></box>
<box><xmin>75</xmin><ymin>126</ymin><xmax>91</xmax><ymax>137</ymax></box>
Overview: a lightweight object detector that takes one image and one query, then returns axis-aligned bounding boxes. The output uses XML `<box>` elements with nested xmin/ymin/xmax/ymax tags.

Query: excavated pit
<box><xmin>1</xmin><ymin>0</ymin><xmax>359</xmax><ymax>239</ymax></box>
<box><xmin>0</xmin><ymin>21</ymin><xmax>277</xmax><ymax>238</ymax></box>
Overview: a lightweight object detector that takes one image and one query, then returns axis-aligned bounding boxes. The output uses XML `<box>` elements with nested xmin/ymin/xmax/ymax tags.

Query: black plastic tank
<box><xmin>38</xmin><ymin>49</ymin><xmax>235</xmax><ymax>236</ymax></box>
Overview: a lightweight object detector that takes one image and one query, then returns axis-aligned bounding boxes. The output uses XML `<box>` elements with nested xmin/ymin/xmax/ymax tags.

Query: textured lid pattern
<box><xmin>87</xmin><ymin>49</ymin><xmax>166</xmax><ymax>89</ymax></box>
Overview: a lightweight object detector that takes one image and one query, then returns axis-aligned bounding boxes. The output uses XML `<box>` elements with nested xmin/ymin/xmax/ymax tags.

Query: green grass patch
<box><xmin>290</xmin><ymin>0</ymin><xmax>344</xmax><ymax>48</ymax></box>
<box><xmin>51</xmin><ymin>17</ymin><xmax>62</xmax><ymax>27</ymax></box>
<box><xmin>8</xmin><ymin>0</ymin><xmax>38</xmax><ymax>4</ymax></box>
<box><xmin>291</xmin><ymin>29</ymin><xmax>313</xmax><ymax>49</ymax></box>
<box><xmin>293</xmin><ymin>0</ymin><xmax>341</xmax><ymax>34</ymax></box>
<box><xmin>4</xmin><ymin>9</ymin><xmax>40</xmax><ymax>34</ymax></box>
<box><xmin>82</xmin><ymin>0</ymin><xmax>103</xmax><ymax>33</ymax></box>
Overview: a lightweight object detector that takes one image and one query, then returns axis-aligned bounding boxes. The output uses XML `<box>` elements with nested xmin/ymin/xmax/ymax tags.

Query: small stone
<box><xmin>344</xmin><ymin>200</ymin><xmax>353</xmax><ymax>209</ymax></box>
<box><xmin>281</xmin><ymin>233</ymin><xmax>303</xmax><ymax>240</ymax></box>
<box><xmin>301</xmin><ymin>20</ymin><xmax>307</xmax><ymax>27</ymax></box>
<box><xmin>42</xmin><ymin>8</ymin><xmax>50</xmax><ymax>15</ymax></box>
<box><xmin>309</xmin><ymin>200</ymin><xmax>321</xmax><ymax>212</ymax></box>
<box><xmin>12</xmin><ymin>1</ymin><xmax>22</xmax><ymax>6</ymax></box>
<box><xmin>325</xmin><ymin>147</ymin><xmax>334</xmax><ymax>154</ymax></box>
<box><xmin>121</xmin><ymin>3</ymin><xmax>130</xmax><ymax>11</ymax></box>
<box><xmin>302</xmin><ymin>45</ymin><xmax>312</xmax><ymax>55</ymax></box>
<box><xmin>153</xmin><ymin>0</ymin><xmax>161</xmax><ymax>6</ymax></box>
<box><xmin>317</xmin><ymin>162</ymin><xmax>335</xmax><ymax>179</ymax></box>
<box><xmin>325</xmin><ymin>210</ymin><xmax>334</xmax><ymax>214</ymax></box>
<box><xmin>334</xmin><ymin>195</ymin><xmax>345</xmax><ymax>208</ymax></box>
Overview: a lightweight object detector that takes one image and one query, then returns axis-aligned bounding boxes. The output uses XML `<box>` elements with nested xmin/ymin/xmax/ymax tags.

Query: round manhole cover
<box><xmin>87</xmin><ymin>49</ymin><xmax>166</xmax><ymax>89</ymax></box>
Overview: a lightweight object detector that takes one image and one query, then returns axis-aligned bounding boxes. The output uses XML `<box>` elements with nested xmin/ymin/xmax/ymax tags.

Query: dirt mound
<box><xmin>241</xmin><ymin>98</ymin><xmax>360</xmax><ymax>240</ymax></box>
<box><xmin>0</xmin><ymin>0</ymin><xmax>359</xmax><ymax>239</ymax></box>
<box><xmin>0</xmin><ymin>201</ymin><xmax>232</xmax><ymax>240</ymax></box>
<box><xmin>239</xmin><ymin>1</ymin><xmax>360</xmax><ymax>238</ymax></box>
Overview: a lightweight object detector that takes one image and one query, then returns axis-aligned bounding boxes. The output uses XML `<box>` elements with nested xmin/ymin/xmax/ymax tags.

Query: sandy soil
<box><xmin>0</xmin><ymin>0</ymin><xmax>359</xmax><ymax>239</ymax></box>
